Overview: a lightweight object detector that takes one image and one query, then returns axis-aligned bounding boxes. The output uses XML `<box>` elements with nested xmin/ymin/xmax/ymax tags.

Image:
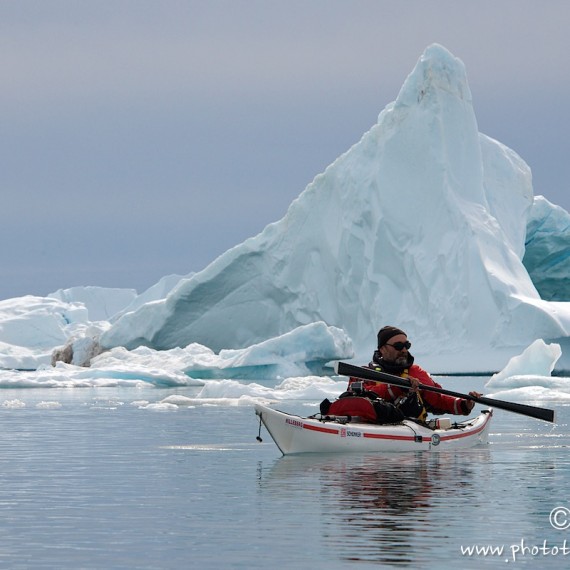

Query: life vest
<box><xmin>372</xmin><ymin>365</ymin><xmax>428</xmax><ymax>422</ymax></box>
<box><xmin>395</xmin><ymin>390</ymin><xmax>428</xmax><ymax>422</ymax></box>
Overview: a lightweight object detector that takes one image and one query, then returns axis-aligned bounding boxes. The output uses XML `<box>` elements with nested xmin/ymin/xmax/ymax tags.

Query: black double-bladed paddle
<box><xmin>334</xmin><ymin>361</ymin><xmax>555</xmax><ymax>423</ymax></box>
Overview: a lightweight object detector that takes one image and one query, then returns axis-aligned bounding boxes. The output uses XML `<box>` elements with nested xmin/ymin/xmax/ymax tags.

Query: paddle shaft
<box><xmin>335</xmin><ymin>361</ymin><xmax>555</xmax><ymax>423</ymax></box>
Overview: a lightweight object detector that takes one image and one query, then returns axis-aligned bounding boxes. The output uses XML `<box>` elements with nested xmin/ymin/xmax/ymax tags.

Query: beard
<box><xmin>371</xmin><ymin>350</ymin><xmax>414</xmax><ymax>373</ymax></box>
<box><xmin>394</xmin><ymin>355</ymin><xmax>409</xmax><ymax>367</ymax></box>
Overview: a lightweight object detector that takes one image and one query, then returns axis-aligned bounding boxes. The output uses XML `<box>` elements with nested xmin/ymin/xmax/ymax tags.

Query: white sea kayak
<box><xmin>255</xmin><ymin>403</ymin><xmax>493</xmax><ymax>455</ymax></box>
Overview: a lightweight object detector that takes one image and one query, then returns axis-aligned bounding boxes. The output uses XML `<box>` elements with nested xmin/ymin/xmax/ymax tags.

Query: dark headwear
<box><xmin>377</xmin><ymin>326</ymin><xmax>407</xmax><ymax>348</ymax></box>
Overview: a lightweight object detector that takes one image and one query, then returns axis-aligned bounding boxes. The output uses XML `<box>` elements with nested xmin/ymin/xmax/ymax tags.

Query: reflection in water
<box><xmin>259</xmin><ymin>450</ymin><xmax>491</xmax><ymax>565</ymax></box>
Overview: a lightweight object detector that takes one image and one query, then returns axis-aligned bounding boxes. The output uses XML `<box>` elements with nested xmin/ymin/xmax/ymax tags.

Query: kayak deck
<box><xmin>255</xmin><ymin>403</ymin><xmax>493</xmax><ymax>455</ymax></box>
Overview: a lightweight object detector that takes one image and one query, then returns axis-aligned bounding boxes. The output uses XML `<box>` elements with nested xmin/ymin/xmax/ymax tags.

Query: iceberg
<box><xmin>0</xmin><ymin>321</ymin><xmax>351</xmax><ymax>388</ymax></box>
<box><xmin>93</xmin><ymin>321</ymin><xmax>352</xmax><ymax>381</ymax></box>
<box><xmin>2</xmin><ymin>44</ymin><xmax>570</xmax><ymax>378</ymax></box>
<box><xmin>523</xmin><ymin>196</ymin><xmax>570</xmax><ymax>302</ymax></box>
<box><xmin>98</xmin><ymin>43</ymin><xmax>570</xmax><ymax>373</ymax></box>
<box><xmin>487</xmin><ymin>339</ymin><xmax>561</xmax><ymax>383</ymax></box>
<box><xmin>485</xmin><ymin>339</ymin><xmax>570</xmax><ymax>401</ymax></box>
<box><xmin>0</xmin><ymin>295</ymin><xmax>104</xmax><ymax>370</ymax></box>
<box><xmin>0</xmin><ymin>278</ymin><xmax>202</xmax><ymax>370</ymax></box>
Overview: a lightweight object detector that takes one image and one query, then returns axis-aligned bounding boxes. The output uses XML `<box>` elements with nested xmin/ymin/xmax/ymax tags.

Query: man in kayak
<box><xmin>325</xmin><ymin>325</ymin><xmax>482</xmax><ymax>423</ymax></box>
<box><xmin>346</xmin><ymin>325</ymin><xmax>482</xmax><ymax>421</ymax></box>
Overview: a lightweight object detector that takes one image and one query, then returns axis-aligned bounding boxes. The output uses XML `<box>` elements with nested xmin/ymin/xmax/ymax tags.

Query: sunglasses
<box><xmin>385</xmin><ymin>341</ymin><xmax>411</xmax><ymax>351</ymax></box>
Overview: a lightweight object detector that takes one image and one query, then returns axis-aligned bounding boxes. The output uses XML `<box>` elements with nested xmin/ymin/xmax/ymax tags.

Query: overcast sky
<box><xmin>1</xmin><ymin>1</ymin><xmax>568</xmax><ymax>300</ymax></box>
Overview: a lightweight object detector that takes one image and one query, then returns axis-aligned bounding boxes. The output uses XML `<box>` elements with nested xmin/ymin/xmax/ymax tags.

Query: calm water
<box><xmin>0</xmin><ymin>377</ymin><xmax>569</xmax><ymax>569</ymax></box>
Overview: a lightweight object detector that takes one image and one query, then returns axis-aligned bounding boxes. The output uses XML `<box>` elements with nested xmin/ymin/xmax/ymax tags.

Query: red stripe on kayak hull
<box><xmin>363</xmin><ymin>432</ymin><xmax>417</xmax><ymax>441</ymax></box>
<box><xmin>302</xmin><ymin>423</ymin><xmax>339</xmax><ymax>435</ymax></box>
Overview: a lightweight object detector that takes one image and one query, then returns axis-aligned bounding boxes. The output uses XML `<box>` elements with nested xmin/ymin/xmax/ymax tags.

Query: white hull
<box><xmin>255</xmin><ymin>404</ymin><xmax>492</xmax><ymax>455</ymax></box>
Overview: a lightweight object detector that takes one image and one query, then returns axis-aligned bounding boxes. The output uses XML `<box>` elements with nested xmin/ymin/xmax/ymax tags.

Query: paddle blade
<box><xmin>475</xmin><ymin>395</ymin><xmax>555</xmax><ymax>423</ymax></box>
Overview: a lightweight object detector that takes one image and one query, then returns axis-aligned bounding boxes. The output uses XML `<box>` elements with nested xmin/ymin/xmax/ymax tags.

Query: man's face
<box><xmin>379</xmin><ymin>333</ymin><xmax>410</xmax><ymax>366</ymax></box>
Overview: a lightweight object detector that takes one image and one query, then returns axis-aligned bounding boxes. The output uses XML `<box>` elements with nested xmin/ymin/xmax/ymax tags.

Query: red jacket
<box><xmin>348</xmin><ymin>364</ymin><xmax>470</xmax><ymax>416</ymax></box>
